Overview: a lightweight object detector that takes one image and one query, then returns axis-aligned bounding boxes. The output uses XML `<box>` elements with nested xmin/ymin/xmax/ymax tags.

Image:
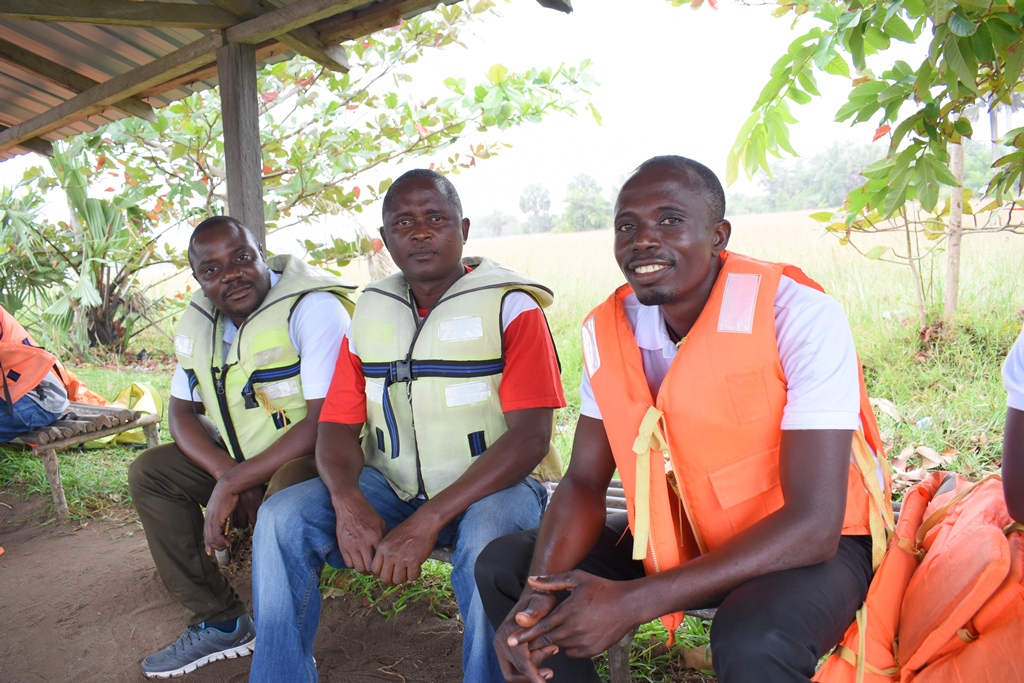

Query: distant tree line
<box><xmin>474</xmin><ymin>141</ymin><xmax>1009</xmax><ymax>237</ymax></box>
<box><xmin>727</xmin><ymin>141</ymin><xmax>998</xmax><ymax>215</ymax></box>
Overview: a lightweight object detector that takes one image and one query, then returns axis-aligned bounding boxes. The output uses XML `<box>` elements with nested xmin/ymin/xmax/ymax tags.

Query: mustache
<box><xmin>223</xmin><ymin>282</ymin><xmax>254</xmax><ymax>298</ymax></box>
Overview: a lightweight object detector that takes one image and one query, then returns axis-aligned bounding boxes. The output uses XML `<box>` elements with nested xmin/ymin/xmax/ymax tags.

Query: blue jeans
<box><xmin>0</xmin><ymin>396</ymin><xmax>62</xmax><ymax>442</ymax></box>
<box><xmin>250</xmin><ymin>467</ymin><xmax>547</xmax><ymax>683</ymax></box>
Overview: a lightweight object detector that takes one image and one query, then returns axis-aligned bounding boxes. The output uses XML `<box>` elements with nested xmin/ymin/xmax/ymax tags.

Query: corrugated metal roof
<box><xmin>0</xmin><ymin>0</ymin><xmax>558</xmax><ymax>161</ymax></box>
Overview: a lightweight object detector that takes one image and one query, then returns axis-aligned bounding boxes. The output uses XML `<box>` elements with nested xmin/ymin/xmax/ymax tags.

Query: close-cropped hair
<box><xmin>634</xmin><ymin>155</ymin><xmax>726</xmax><ymax>223</ymax></box>
<box><xmin>382</xmin><ymin>169</ymin><xmax>463</xmax><ymax>219</ymax></box>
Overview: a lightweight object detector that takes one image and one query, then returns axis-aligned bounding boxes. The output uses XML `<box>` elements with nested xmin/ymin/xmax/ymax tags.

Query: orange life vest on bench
<box><xmin>584</xmin><ymin>252</ymin><xmax>893</xmax><ymax>634</ymax></box>
<box><xmin>0</xmin><ymin>305</ymin><xmax>76</xmax><ymax>409</ymax></box>
<box><xmin>814</xmin><ymin>471</ymin><xmax>1024</xmax><ymax>683</ymax></box>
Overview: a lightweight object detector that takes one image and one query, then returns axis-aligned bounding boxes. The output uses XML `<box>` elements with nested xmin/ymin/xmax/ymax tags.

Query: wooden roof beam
<box><xmin>0</xmin><ymin>126</ymin><xmax>53</xmax><ymax>157</ymax></box>
<box><xmin>0</xmin><ymin>0</ymin><xmax>238</xmax><ymax>30</ymax></box>
<box><xmin>315</xmin><ymin>0</ymin><xmax>417</xmax><ymax>44</ymax></box>
<box><xmin>212</xmin><ymin>0</ymin><xmax>348</xmax><ymax>72</ymax></box>
<box><xmin>226</xmin><ymin>0</ymin><xmax>372</xmax><ymax>45</ymax></box>
<box><xmin>0</xmin><ymin>38</ymin><xmax>156</xmax><ymax>122</ymax></box>
<box><xmin>0</xmin><ymin>0</ymin><xmax>393</xmax><ymax>152</ymax></box>
<box><xmin>137</xmin><ymin>40</ymin><xmax>286</xmax><ymax>98</ymax></box>
<box><xmin>0</xmin><ymin>32</ymin><xmax>225</xmax><ymax>152</ymax></box>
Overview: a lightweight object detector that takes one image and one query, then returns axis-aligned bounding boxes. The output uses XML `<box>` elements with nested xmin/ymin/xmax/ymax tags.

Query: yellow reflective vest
<box><xmin>352</xmin><ymin>256</ymin><xmax>562</xmax><ymax>500</ymax></box>
<box><xmin>174</xmin><ymin>255</ymin><xmax>356</xmax><ymax>461</ymax></box>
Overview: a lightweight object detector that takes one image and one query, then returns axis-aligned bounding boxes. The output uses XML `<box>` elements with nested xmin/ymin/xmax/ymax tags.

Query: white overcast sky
<box><xmin>2</xmin><ymin>0</ymin><xmax>1012</xmax><ymax>249</ymax></box>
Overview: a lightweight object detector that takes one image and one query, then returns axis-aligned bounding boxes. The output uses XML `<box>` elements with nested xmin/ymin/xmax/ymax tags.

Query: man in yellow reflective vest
<box><xmin>128</xmin><ymin>216</ymin><xmax>355</xmax><ymax>679</ymax></box>
<box><xmin>478</xmin><ymin>156</ymin><xmax>891</xmax><ymax>683</ymax></box>
<box><xmin>250</xmin><ymin>169</ymin><xmax>566</xmax><ymax>683</ymax></box>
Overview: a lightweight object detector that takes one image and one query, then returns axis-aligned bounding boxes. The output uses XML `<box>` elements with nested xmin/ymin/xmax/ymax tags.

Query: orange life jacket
<box><xmin>0</xmin><ymin>305</ymin><xmax>73</xmax><ymax>409</ymax></box>
<box><xmin>814</xmin><ymin>471</ymin><xmax>1024</xmax><ymax>683</ymax></box>
<box><xmin>584</xmin><ymin>251</ymin><xmax>892</xmax><ymax>633</ymax></box>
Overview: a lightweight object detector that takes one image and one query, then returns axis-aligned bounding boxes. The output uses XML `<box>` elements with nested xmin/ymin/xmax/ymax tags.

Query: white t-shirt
<box><xmin>1004</xmin><ymin>324</ymin><xmax>1024</xmax><ymax>412</ymax></box>
<box><xmin>579</xmin><ymin>275</ymin><xmax>861</xmax><ymax>431</ymax></box>
<box><xmin>170</xmin><ymin>272</ymin><xmax>351</xmax><ymax>403</ymax></box>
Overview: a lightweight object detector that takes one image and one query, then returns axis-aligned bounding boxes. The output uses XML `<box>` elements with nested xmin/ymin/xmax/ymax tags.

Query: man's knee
<box><xmin>127</xmin><ymin>443</ymin><xmax>173</xmax><ymax>497</ymax></box>
<box><xmin>265</xmin><ymin>455</ymin><xmax>318</xmax><ymax>499</ymax></box>
<box><xmin>710</xmin><ymin>607</ymin><xmax>817</xmax><ymax>680</ymax></box>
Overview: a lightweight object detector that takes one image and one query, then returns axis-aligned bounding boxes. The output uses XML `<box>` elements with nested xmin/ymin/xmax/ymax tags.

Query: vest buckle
<box><xmin>391</xmin><ymin>359</ymin><xmax>413</xmax><ymax>383</ymax></box>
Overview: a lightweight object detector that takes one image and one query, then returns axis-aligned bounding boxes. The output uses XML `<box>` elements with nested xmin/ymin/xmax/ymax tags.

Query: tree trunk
<box><xmin>990</xmin><ymin>106</ymin><xmax>1000</xmax><ymax>162</ymax></box>
<box><xmin>944</xmin><ymin>142</ymin><xmax>965</xmax><ymax>322</ymax></box>
<box><xmin>905</xmin><ymin>216</ymin><xmax>928</xmax><ymax>329</ymax></box>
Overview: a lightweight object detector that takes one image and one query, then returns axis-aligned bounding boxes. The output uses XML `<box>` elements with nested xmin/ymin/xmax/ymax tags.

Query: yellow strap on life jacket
<box><xmin>631</xmin><ymin>406</ymin><xmax>668</xmax><ymax>561</ymax></box>
<box><xmin>914</xmin><ymin>473</ymin><xmax>1002</xmax><ymax>549</ymax></box>
<box><xmin>851</xmin><ymin>431</ymin><xmax>894</xmax><ymax>570</ymax></box>
<box><xmin>829</xmin><ymin>603</ymin><xmax>899</xmax><ymax>682</ymax></box>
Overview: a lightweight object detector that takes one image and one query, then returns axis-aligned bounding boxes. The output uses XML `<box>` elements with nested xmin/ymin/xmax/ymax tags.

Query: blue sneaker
<box><xmin>140</xmin><ymin>614</ymin><xmax>256</xmax><ymax>678</ymax></box>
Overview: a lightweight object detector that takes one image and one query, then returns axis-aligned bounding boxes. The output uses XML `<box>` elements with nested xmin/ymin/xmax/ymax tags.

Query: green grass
<box><xmin>3</xmin><ymin>215</ymin><xmax>1023</xmax><ymax>679</ymax></box>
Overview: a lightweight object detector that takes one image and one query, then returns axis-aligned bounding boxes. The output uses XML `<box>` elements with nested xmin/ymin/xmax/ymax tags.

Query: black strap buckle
<box><xmin>390</xmin><ymin>359</ymin><xmax>413</xmax><ymax>383</ymax></box>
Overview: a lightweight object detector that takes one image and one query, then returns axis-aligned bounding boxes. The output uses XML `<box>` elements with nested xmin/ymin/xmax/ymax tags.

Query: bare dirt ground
<box><xmin>0</xmin><ymin>488</ymin><xmax>715</xmax><ymax>683</ymax></box>
<box><xmin>0</xmin><ymin>490</ymin><xmax>462</xmax><ymax>683</ymax></box>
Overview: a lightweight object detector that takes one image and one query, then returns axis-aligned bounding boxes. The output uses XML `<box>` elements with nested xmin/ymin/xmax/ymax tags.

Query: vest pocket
<box><xmin>707</xmin><ymin>444</ymin><xmax>783</xmax><ymax>533</ymax></box>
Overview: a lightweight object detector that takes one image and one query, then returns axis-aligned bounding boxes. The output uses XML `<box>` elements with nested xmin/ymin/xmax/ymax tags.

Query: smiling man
<box><xmin>128</xmin><ymin>216</ymin><xmax>355</xmax><ymax>679</ymax></box>
<box><xmin>477</xmin><ymin>156</ymin><xmax>893</xmax><ymax>683</ymax></box>
<box><xmin>249</xmin><ymin>169</ymin><xmax>565</xmax><ymax>683</ymax></box>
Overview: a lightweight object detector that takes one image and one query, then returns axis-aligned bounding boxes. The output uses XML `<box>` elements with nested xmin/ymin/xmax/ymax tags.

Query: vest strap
<box><xmin>242</xmin><ymin>360</ymin><xmax>301</xmax><ymax>409</ymax></box>
<box><xmin>851</xmin><ymin>431</ymin><xmax>894</xmax><ymax>570</ymax></box>
<box><xmin>631</xmin><ymin>406</ymin><xmax>669</xmax><ymax>561</ymax></box>
<box><xmin>361</xmin><ymin>358</ymin><xmax>505</xmax><ymax>459</ymax></box>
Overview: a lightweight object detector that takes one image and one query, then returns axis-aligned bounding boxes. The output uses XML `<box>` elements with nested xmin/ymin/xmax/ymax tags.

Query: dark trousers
<box><xmin>127</xmin><ymin>443</ymin><xmax>317</xmax><ymax>626</ymax></box>
<box><xmin>475</xmin><ymin>513</ymin><xmax>873</xmax><ymax>683</ymax></box>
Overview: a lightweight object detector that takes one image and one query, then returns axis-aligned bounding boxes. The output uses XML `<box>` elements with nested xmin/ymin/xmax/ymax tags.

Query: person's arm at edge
<box><xmin>1004</xmin><ymin>408</ymin><xmax>1024</xmax><ymax>523</ymax></box>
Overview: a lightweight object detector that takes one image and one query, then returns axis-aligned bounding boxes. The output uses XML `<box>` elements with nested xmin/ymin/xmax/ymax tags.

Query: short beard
<box><xmin>632</xmin><ymin>287</ymin><xmax>674</xmax><ymax>307</ymax></box>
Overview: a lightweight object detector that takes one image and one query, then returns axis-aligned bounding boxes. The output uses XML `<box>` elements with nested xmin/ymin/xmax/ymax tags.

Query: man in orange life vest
<box><xmin>476</xmin><ymin>156</ymin><xmax>891</xmax><ymax>683</ymax></box>
<box><xmin>0</xmin><ymin>305</ymin><xmax>70</xmax><ymax>441</ymax></box>
<box><xmin>1003</xmin><ymin>324</ymin><xmax>1024</xmax><ymax>523</ymax></box>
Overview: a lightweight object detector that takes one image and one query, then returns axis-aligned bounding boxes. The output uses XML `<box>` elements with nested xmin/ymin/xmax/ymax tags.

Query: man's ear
<box><xmin>712</xmin><ymin>220</ymin><xmax>731</xmax><ymax>256</ymax></box>
<box><xmin>461</xmin><ymin>217</ymin><xmax>470</xmax><ymax>244</ymax></box>
<box><xmin>379</xmin><ymin>226</ymin><xmax>389</xmax><ymax>250</ymax></box>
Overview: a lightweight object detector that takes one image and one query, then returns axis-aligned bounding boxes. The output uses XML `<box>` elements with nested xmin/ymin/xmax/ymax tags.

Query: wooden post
<box><xmin>39</xmin><ymin>447</ymin><xmax>70</xmax><ymax>522</ymax></box>
<box><xmin>608</xmin><ymin>628</ymin><xmax>636</xmax><ymax>683</ymax></box>
<box><xmin>143</xmin><ymin>421</ymin><xmax>161</xmax><ymax>449</ymax></box>
<box><xmin>217</xmin><ymin>41</ymin><xmax>265</xmax><ymax>249</ymax></box>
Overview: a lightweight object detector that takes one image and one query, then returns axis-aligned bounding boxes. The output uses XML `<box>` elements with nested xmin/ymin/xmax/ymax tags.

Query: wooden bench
<box><xmin>429</xmin><ymin>479</ymin><xmax>714</xmax><ymax>683</ymax></box>
<box><xmin>8</xmin><ymin>401</ymin><xmax>161</xmax><ymax>522</ymax></box>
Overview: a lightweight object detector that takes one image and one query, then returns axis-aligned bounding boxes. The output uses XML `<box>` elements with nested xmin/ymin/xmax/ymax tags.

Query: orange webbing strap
<box><xmin>851</xmin><ymin>431</ymin><xmax>895</xmax><ymax>570</ymax></box>
<box><xmin>829</xmin><ymin>604</ymin><xmax>900</xmax><ymax>683</ymax></box>
<box><xmin>914</xmin><ymin>474</ymin><xmax>1002</xmax><ymax>549</ymax></box>
<box><xmin>630</xmin><ymin>406</ymin><xmax>668</xmax><ymax>561</ymax></box>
